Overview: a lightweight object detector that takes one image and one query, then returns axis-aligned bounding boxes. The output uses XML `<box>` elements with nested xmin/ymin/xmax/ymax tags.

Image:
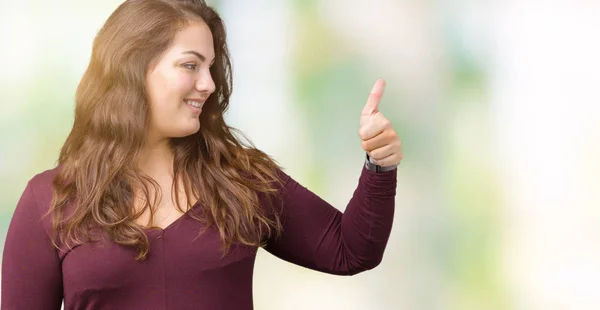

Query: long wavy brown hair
<box><xmin>48</xmin><ymin>0</ymin><xmax>284</xmax><ymax>261</ymax></box>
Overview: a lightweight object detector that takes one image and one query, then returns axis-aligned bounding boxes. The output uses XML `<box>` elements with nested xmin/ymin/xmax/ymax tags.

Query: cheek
<box><xmin>169</xmin><ymin>73</ymin><xmax>196</xmax><ymax>97</ymax></box>
<box><xmin>148</xmin><ymin>72</ymin><xmax>170</xmax><ymax>105</ymax></box>
<box><xmin>149</xmin><ymin>71</ymin><xmax>195</xmax><ymax>105</ymax></box>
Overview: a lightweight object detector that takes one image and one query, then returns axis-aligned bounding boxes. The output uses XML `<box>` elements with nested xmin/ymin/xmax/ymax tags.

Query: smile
<box><xmin>184</xmin><ymin>100</ymin><xmax>202</xmax><ymax>108</ymax></box>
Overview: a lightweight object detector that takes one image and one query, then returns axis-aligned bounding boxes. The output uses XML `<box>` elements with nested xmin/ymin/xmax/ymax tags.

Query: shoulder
<box><xmin>265</xmin><ymin>167</ymin><xmax>298</xmax><ymax>201</ymax></box>
<box><xmin>26</xmin><ymin>166</ymin><xmax>62</xmax><ymax>215</ymax></box>
<box><xmin>10</xmin><ymin>166</ymin><xmax>62</xmax><ymax>241</ymax></box>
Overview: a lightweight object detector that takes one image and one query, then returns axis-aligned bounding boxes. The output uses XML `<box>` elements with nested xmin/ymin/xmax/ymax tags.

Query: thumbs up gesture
<box><xmin>359</xmin><ymin>79</ymin><xmax>403</xmax><ymax>167</ymax></box>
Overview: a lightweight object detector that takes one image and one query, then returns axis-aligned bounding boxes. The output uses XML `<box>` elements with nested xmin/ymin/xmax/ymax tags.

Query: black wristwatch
<box><xmin>364</xmin><ymin>153</ymin><xmax>397</xmax><ymax>173</ymax></box>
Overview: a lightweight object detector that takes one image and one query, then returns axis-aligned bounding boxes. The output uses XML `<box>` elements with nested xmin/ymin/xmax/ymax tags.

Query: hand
<box><xmin>359</xmin><ymin>79</ymin><xmax>403</xmax><ymax>167</ymax></box>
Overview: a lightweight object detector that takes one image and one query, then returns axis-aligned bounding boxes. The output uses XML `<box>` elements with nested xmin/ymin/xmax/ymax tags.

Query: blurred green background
<box><xmin>1</xmin><ymin>1</ymin><xmax>599</xmax><ymax>309</ymax></box>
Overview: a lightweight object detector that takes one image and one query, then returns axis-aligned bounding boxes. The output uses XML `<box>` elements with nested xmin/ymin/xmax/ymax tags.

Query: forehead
<box><xmin>165</xmin><ymin>21</ymin><xmax>215</xmax><ymax>58</ymax></box>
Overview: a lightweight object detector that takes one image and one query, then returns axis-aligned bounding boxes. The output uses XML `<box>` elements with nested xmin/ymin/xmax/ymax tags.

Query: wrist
<box><xmin>364</xmin><ymin>153</ymin><xmax>397</xmax><ymax>172</ymax></box>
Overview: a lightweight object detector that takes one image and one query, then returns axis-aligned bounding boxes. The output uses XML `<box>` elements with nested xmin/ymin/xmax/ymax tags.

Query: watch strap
<box><xmin>365</xmin><ymin>153</ymin><xmax>397</xmax><ymax>172</ymax></box>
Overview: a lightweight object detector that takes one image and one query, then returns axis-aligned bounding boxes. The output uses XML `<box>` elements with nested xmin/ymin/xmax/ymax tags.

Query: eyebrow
<box><xmin>182</xmin><ymin>51</ymin><xmax>215</xmax><ymax>64</ymax></box>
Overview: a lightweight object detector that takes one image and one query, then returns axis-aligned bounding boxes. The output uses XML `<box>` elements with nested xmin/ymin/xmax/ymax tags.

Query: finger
<box><xmin>358</xmin><ymin>114</ymin><xmax>392</xmax><ymax>140</ymax></box>
<box><xmin>358</xmin><ymin>119</ymin><xmax>384</xmax><ymax>141</ymax></box>
<box><xmin>361</xmin><ymin>130</ymin><xmax>393</xmax><ymax>152</ymax></box>
<box><xmin>368</xmin><ymin>143</ymin><xmax>397</xmax><ymax>161</ymax></box>
<box><xmin>369</xmin><ymin>147</ymin><xmax>403</xmax><ymax>167</ymax></box>
<box><xmin>361</xmin><ymin>79</ymin><xmax>386</xmax><ymax>116</ymax></box>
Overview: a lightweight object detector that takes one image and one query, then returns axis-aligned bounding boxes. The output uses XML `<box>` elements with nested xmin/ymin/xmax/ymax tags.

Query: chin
<box><xmin>163</xmin><ymin>118</ymin><xmax>201</xmax><ymax>138</ymax></box>
<box><xmin>182</xmin><ymin>123</ymin><xmax>201</xmax><ymax>137</ymax></box>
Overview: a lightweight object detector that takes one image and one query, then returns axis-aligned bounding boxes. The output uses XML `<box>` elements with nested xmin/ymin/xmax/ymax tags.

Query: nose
<box><xmin>195</xmin><ymin>71</ymin><xmax>216</xmax><ymax>95</ymax></box>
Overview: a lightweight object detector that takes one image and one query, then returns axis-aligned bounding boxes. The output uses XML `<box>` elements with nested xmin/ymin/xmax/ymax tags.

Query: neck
<box><xmin>138</xmin><ymin>135</ymin><xmax>174</xmax><ymax>178</ymax></box>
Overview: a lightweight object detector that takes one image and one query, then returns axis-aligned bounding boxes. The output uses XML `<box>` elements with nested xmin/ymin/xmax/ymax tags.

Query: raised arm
<box><xmin>264</xmin><ymin>165</ymin><xmax>397</xmax><ymax>275</ymax></box>
<box><xmin>263</xmin><ymin>79</ymin><xmax>401</xmax><ymax>275</ymax></box>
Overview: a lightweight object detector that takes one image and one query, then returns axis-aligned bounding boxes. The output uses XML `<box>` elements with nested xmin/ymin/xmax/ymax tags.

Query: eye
<box><xmin>183</xmin><ymin>63</ymin><xmax>197</xmax><ymax>70</ymax></box>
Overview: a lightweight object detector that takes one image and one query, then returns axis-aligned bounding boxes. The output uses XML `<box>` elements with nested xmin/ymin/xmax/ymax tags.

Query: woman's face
<box><xmin>145</xmin><ymin>21</ymin><xmax>216</xmax><ymax>142</ymax></box>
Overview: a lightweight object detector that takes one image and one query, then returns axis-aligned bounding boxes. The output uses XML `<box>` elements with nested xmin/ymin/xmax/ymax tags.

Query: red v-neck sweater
<box><xmin>2</xmin><ymin>165</ymin><xmax>397</xmax><ymax>309</ymax></box>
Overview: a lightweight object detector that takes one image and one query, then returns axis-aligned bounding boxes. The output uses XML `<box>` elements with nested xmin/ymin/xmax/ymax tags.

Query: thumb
<box><xmin>361</xmin><ymin>79</ymin><xmax>386</xmax><ymax>116</ymax></box>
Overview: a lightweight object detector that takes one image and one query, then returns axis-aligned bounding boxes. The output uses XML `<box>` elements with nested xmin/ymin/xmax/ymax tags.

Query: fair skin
<box><xmin>134</xmin><ymin>21</ymin><xmax>403</xmax><ymax>229</ymax></box>
<box><xmin>136</xmin><ymin>20</ymin><xmax>216</xmax><ymax>229</ymax></box>
<box><xmin>359</xmin><ymin>79</ymin><xmax>404</xmax><ymax>167</ymax></box>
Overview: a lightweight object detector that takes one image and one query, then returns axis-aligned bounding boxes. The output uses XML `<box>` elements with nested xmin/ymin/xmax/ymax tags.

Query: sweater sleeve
<box><xmin>263</xmin><ymin>165</ymin><xmax>397</xmax><ymax>275</ymax></box>
<box><xmin>2</xmin><ymin>181</ymin><xmax>63</xmax><ymax>309</ymax></box>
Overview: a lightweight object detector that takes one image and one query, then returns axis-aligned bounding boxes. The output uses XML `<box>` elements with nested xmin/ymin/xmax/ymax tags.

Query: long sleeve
<box><xmin>264</xmin><ymin>165</ymin><xmax>397</xmax><ymax>275</ymax></box>
<box><xmin>2</xmin><ymin>181</ymin><xmax>63</xmax><ymax>310</ymax></box>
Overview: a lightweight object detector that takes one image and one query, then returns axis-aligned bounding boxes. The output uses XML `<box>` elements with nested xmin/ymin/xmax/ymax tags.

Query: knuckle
<box><xmin>361</xmin><ymin>140</ymin><xmax>370</xmax><ymax>151</ymax></box>
<box><xmin>358</xmin><ymin>127</ymin><xmax>369</xmax><ymax>140</ymax></box>
<box><xmin>358</xmin><ymin>129</ymin><xmax>365</xmax><ymax>139</ymax></box>
<box><xmin>382</xmin><ymin>118</ymin><xmax>392</xmax><ymax>128</ymax></box>
<box><xmin>370</xmin><ymin>149</ymin><xmax>381</xmax><ymax>160</ymax></box>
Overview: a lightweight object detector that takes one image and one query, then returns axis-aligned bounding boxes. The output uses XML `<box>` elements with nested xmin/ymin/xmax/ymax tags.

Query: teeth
<box><xmin>185</xmin><ymin>100</ymin><xmax>202</xmax><ymax>108</ymax></box>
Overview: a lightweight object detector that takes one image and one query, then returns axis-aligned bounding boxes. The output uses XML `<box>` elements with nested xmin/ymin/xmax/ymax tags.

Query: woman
<box><xmin>1</xmin><ymin>0</ymin><xmax>402</xmax><ymax>309</ymax></box>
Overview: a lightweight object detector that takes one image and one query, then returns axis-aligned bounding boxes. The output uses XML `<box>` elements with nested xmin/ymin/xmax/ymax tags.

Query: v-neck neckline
<box><xmin>143</xmin><ymin>201</ymin><xmax>202</xmax><ymax>232</ymax></box>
